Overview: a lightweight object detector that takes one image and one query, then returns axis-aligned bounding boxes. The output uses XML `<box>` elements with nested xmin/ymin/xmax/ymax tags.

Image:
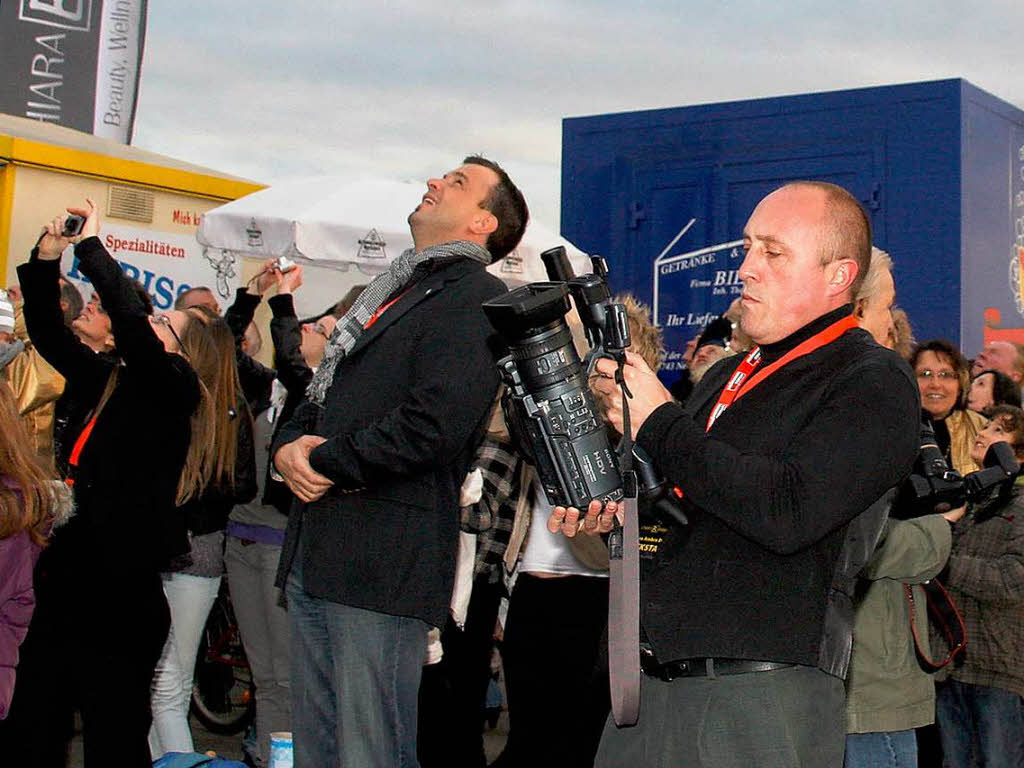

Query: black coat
<box><xmin>19</xmin><ymin>237</ymin><xmax>199</xmax><ymax>571</ymax></box>
<box><xmin>262</xmin><ymin>293</ymin><xmax>312</xmax><ymax>514</ymax></box>
<box><xmin>273</xmin><ymin>257</ymin><xmax>506</xmax><ymax>628</ymax></box>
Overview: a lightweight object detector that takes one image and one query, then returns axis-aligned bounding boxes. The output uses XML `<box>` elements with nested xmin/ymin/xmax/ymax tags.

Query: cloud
<box><xmin>132</xmin><ymin>0</ymin><xmax>1024</xmax><ymax>229</ymax></box>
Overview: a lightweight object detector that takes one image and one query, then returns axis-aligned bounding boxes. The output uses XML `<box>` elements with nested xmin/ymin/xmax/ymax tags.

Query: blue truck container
<box><xmin>561</xmin><ymin>79</ymin><xmax>1024</xmax><ymax>383</ymax></box>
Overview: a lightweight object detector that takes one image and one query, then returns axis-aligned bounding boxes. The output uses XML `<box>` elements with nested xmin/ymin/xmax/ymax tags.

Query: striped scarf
<box><xmin>306</xmin><ymin>239</ymin><xmax>491</xmax><ymax>405</ymax></box>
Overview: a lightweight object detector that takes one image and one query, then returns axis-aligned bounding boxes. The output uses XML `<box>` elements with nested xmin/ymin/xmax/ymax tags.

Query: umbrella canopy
<box><xmin>196</xmin><ymin>176</ymin><xmax>591</xmax><ymax>285</ymax></box>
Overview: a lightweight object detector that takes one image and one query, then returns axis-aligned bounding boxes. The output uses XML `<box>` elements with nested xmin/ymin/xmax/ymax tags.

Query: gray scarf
<box><xmin>306</xmin><ymin>240</ymin><xmax>491</xmax><ymax>405</ymax></box>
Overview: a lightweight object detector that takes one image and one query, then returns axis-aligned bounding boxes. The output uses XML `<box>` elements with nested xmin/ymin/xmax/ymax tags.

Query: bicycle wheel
<box><xmin>190</xmin><ymin>584</ymin><xmax>256</xmax><ymax>735</ymax></box>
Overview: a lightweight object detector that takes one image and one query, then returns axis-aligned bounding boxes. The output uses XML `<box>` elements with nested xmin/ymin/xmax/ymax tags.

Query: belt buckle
<box><xmin>661</xmin><ymin>658</ymin><xmax>693</xmax><ymax>682</ymax></box>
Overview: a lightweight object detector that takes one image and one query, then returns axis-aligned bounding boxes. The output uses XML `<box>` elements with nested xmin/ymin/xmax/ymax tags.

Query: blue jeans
<box><xmin>936</xmin><ymin>679</ymin><xmax>1024</xmax><ymax>768</ymax></box>
<box><xmin>286</xmin><ymin>557</ymin><xmax>428</xmax><ymax>768</ymax></box>
<box><xmin>844</xmin><ymin>730</ymin><xmax>917</xmax><ymax>768</ymax></box>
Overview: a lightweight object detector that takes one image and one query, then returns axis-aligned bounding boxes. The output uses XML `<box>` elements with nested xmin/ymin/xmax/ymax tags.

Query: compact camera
<box><xmin>62</xmin><ymin>215</ymin><xmax>86</xmax><ymax>238</ymax></box>
<box><xmin>275</xmin><ymin>255</ymin><xmax>296</xmax><ymax>273</ymax></box>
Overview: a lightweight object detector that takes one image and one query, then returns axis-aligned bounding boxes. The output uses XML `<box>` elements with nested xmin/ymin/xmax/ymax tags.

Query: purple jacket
<box><xmin>0</xmin><ymin>528</ymin><xmax>42</xmax><ymax>719</ymax></box>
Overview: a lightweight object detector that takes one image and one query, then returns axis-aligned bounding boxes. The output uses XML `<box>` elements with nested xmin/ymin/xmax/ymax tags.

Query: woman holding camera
<box><xmin>149</xmin><ymin>306</ymin><xmax>256</xmax><ymax>758</ymax></box>
<box><xmin>934</xmin><ymin>405</ymin><xmax>1024</xmax><ymax>768</ymax></box>
<box><xmin>0</xmin><ymin>200</ymin><xmax>207</xmax><ymax>766</ymax></box>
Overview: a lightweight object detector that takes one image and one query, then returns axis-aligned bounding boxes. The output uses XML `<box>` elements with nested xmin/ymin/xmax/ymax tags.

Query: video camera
<box><xmin>893</xmin><ymin>414</ymin><xmax>1020</xmax><ymax>519</ymax></box>
<box><xmin>482</xmin><ymin>247</ymin><xmax>688</xmax><ymax>527</ymax></box>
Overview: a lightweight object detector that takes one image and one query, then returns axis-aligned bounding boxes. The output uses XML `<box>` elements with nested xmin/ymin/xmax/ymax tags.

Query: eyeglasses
<box><xmin>311</xmin><ymin>323</ymin><xmax>332</xmax><ymax>339</ymax></box>
<box><xmin>916</xmin><ymin>369</ymin><xmax>958</xmax><ymax>380</ymax></box>
<box><xmin>152</xmin><ymin>314</ymin><xmax>185</xmax><ymax>351</ymax></box>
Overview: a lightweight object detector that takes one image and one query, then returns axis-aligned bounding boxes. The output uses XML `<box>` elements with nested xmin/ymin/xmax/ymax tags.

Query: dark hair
<box><xmin>463</xmin><ymin>155</ymin><xmax>529</xmax><ymax>261</ymax></box>
<box><xmin>332</xmin><ymin>285</ymin><xmax>366</xmax><ymax>318</ymax></box>
<box><xmin>696</xmin><ymin>315</ymin><xmax>732</xmax><ymax>350</ymax></box>
<box><xmin>174</xmin><ymin>286</ymin><xmax>214</xmax><ymax>311</ymax></box>
<box><xmin>976</xmin><ymin>369</ymin><xmax>1023</xmax><ymax>411</ymax></box>
<box><xmin>298</xmin><ymin>285</ymin><xmax>368</xmax><ymax>327</ymax></box>
<box><xmin>910</xmin><ymin>339</ymin><xmax>971</xmax><ymax>409</ymax></box>
<box><xmin>58</xmin><ymin>277</ymin><xmax>83</xmax><ymax>327</ymax></box>
<box><xmin>986</xmin><ymin>404</ymin><xmax>1024</xmax><ymax>459</ymax></box>
<box><xmin>128</xmin><ymin>278</ymin><xmax>154</xmax><ymax>316</ymax></box>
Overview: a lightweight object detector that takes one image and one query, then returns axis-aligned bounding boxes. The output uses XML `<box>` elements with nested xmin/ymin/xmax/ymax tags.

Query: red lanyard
<box><xmin>705</xmin><ymin>314</ymin><xmax>859</xmax><ymax>432</ymax></box>
<box><xmin>65</xmin><ymin>414</ymin><xmax>99</xmax><ymax>487</ymax></box>
<box><xmin>364</xmin><ymin>290</ymin><xmax>409</xmax><ymax>330</ymax></box>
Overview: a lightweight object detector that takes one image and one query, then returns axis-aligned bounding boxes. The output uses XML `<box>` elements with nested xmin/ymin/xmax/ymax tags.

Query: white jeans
<box><xmin>148</xmin><ymin>572</ymin><xmax>221</xmax><ymax>757</ymax></box>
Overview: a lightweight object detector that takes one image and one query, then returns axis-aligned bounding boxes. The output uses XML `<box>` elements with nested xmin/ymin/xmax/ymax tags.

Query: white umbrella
<box><xmin>196</xmin><ymin>176</ymin><xmax>591</xmax><ymax>287</ymax></box>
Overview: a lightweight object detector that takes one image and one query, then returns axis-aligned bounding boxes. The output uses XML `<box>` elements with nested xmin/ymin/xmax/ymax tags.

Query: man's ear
<box><xmin>469</xmin><ymin>211</ymin><xmax>498</xmax><ymax>238</ymax></box>
<box><xmin>825</xmin><ymin>258</ymin><xmax>858</xmax><ymax>298</ymax></box>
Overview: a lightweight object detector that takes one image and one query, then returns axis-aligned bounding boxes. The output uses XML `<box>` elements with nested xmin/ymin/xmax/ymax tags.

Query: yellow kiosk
<box><xmin>0</xmin><ymin>112</ymin><xmax>264</xmax><ymax>305</ymax></box>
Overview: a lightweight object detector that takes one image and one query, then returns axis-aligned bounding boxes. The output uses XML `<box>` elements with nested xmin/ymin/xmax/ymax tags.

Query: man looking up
<box><xmin>174</xmin><ymin>285</ymin><xmax>220</xmax><ymax>314</ymax></box>
<box><xmin>273</xmin><ymin>156</ymin><xmax>527</xmax><ymax>768</ymax></box>
<box><xmin>556</xmin><ymin>182</ymin><xmax>920</xmax><ymax>768</ymax></box>
<box><xmin>971</xmin><ymin>340</ymin><xmax>1024</xmax><ymax>384</ymax></box>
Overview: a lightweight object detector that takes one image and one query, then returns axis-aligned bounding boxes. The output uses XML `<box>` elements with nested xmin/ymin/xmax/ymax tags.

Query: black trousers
<box><xmin>496</xmin><ymin>573</ymin><xmax>611</xmax><ymax>768</ymax></box>
<box><xmin>417</xmin><ymin>575</ymin><xmax>504</xmax><ymax>768</ymax></box>
<box><xmin>0</xmin><ymin>544</ymin><xmax>170</xmax><ymax>767</ymax></box>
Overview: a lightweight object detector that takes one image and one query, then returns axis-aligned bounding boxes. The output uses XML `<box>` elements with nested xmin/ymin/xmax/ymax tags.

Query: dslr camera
<box><xmin>893</xmin><ymin>414</ymin><xmax>1019</xmax><ymax>519</ymax></box>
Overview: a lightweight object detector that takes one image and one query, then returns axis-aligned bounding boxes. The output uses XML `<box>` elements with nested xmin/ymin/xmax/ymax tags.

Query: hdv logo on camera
<box><xmin>18</xmin><ymin>0</ymin><xmax>93</xmax><ymax>31</ymax></box>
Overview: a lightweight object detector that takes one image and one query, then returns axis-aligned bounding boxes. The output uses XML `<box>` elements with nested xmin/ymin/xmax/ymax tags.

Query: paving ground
<box><xmin>68</xmin><ymin>707</ymin><xmax>509</xmax><ymax>766</ymax></box>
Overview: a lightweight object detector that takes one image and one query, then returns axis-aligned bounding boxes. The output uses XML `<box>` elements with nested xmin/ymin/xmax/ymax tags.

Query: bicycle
<box><xmin>190</xmin><ymin>580</ymin><xmax>256</xmax><ymax>735</ymax></box>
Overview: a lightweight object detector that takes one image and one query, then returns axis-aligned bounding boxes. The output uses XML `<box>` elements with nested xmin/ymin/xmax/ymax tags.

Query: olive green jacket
<box><xmin>845</xmin><ymin>514</ymin><xmax>952</xmax><ymax>734</ymax></box>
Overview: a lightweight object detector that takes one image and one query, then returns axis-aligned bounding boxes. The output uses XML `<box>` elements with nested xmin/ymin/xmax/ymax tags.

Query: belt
<box><xmin>640</xmin><ymin>648</ymin><xmax>793</xmax><ymax>681</ymax></box>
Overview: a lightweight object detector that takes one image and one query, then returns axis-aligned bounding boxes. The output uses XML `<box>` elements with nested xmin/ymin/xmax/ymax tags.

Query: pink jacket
<box><xmin>0</xmin><ymin>528</ymin><xmax>42</xmax><ymax>719</ymax></box>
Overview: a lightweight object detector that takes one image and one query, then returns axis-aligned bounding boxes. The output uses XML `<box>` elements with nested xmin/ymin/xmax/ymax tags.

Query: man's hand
<box><xmin>942</xmin><ymin>505</ymin><xmax>967</xmax><ymax>524</ymax></box>
<box><xmin>547</xmin><ymin>498</ymin><xmax>620</xmax><ymax>538</ymax></box>
<box><xmin>278</xmin><ymin>264</ymin><xmax>304</xmax><ymax>295</ymax></box>
<box><xmin>249</xmin><ymin>258</ymin><xmax>282</xmax><ymax>296</ymax></box>
<box><xmin>5</xmin><ymin>285</ymin><xmax>21</xmax><ymax>304</ymax></box>
<box><xmin>274</xmin><ymin>435</ymin><xmax>334</xmax><ymax>503</ymax></box>
<box><xmin>592</xmin><ymin>351</ymin><xmax>673</xmax><ymax>439</ymax></box>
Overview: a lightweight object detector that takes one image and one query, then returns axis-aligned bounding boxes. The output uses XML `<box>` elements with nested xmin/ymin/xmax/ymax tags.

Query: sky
<box><xmin>132</xmin><ymin>0</ymin><xmax>1024</xmax><ymax>230</ymax></box>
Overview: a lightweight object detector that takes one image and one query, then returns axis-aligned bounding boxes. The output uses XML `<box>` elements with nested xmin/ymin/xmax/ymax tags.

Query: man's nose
<box><xmin>426</xmin><ymin>177</ymin><xmax>443</xmax><ymax>192</ymax></box>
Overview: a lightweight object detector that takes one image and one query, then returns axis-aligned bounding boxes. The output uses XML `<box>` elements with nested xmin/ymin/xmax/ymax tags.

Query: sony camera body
<box><xmin>482</xmin><ymin>248</ymin><xmax>630</xmax><ymax>509</ymax></box>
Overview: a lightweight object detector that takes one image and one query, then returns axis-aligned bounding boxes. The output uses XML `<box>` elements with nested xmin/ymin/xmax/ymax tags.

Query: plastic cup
<box><xmin>269</xmin><ymin>731</ymin><xmax>293</xmax><ymax>768</ymax></box>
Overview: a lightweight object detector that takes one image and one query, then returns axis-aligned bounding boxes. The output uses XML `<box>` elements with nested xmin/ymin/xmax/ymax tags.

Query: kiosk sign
<box><xmin>652</xmin><ymin>236</ymin><xmax>744</xmax><ymax>375</ymax></box>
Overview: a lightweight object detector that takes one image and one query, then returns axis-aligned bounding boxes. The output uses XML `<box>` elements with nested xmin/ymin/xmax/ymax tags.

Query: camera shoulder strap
<box><xmin>608</xmin><ymin>359</ymin><xmax>640</xmax><ymax>726</ymax></box>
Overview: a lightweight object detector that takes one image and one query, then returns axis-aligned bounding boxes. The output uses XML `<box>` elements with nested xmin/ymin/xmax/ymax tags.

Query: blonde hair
<box><xmin>176</xmin><ymin>308</ymin><xmax>249</xmax><ymax>504</ymax></box>
<box><xmin>618</xmin><ymin>294</ymin><xmax>664</xmax><ymax>371</ymax></box>
<box><xmin>0</xmin><ymin>380</ymin><xmax>57</xmax><ymax>546</ymax></box>
<box><xmin>855</xmin><ymin>247</ymin><xmax>893</xmax><ymax>313</ymax></box>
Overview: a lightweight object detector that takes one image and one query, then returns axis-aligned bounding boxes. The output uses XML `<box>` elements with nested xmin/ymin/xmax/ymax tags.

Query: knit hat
<box><xmin>0</xmin><ymin>290</ymin><xmax>14</xmax><ymax>334</ymax></box>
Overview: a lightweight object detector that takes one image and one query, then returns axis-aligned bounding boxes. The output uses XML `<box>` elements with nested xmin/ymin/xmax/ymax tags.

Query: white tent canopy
<box><xmin>196</xmin><ymin>176</ymin><xmax>592</xmax><ymax>289</ymax></box>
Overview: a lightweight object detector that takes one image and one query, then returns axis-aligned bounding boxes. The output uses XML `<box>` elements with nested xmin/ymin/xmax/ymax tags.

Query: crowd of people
<box><xmin>0</xmin><ymin>162</ymin><xmax>1023</xmax><ymax>768</ymax></box>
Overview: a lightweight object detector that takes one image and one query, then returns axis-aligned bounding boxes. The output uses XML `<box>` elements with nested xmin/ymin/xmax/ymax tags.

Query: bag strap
<box><xmin>904</xmin><ymin>578</ymin><xmax>967</xmax><ymax>672</ymax></box>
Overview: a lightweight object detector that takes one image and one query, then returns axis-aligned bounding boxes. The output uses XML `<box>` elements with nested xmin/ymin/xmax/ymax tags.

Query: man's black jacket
<box><xmin>636</xmin><ymin>305</ymin><xmax>920</xmax><ymax>675</ymax></box>
<box><xmin>273</xmin><ymin>257</ymin><xmax>506</xmax><ymax>628</ymax></box>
